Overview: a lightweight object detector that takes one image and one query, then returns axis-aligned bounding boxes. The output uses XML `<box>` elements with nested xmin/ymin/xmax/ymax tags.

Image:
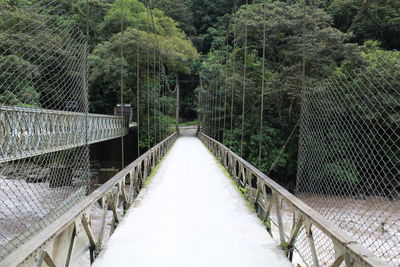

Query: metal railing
<box><xmin>198</xmin><ymin>132</ymin><xmax>389</xmax><ymax>267</ymax></box>
<box><xmin>0</xmin><ymin>132</ymin><xmax>178</xmax><ymax>267</ymax></box>
<box><xmin>0</xmin><ymin>105</ymin><xmax>129</xmax><ymax>163</ymax></box>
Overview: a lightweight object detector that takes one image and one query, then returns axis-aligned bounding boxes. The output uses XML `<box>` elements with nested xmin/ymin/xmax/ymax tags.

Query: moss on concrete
<box><xmin>206</xmin><ymin>147</ymin><xmax>256</xmax><ymax>213</ymax></box>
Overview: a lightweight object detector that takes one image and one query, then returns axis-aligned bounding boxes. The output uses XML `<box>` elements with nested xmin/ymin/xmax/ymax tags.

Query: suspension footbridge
<box><xmin>93</xmin><ymin>130</ymin><xmax>291</xmax><ymax>267</ymax></box>
<box><xmin>0</xmin><ymin>0</ymin><xmax>399</xmax><ymax>267</ymax></box>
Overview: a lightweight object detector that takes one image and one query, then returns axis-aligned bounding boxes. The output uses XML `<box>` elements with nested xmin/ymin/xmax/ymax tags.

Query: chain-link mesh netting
<box><xmin>0</xmin><ymin>1</ymin><xmax>90</xmax><ymax>259</ymax></box>
<box><xmin>296</xmin><ymin>52</ymin><xmax>400</xmax><ymax>266</ymax></box>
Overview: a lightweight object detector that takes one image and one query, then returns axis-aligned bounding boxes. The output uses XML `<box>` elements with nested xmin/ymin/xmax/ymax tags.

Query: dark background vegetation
<box><xmin>1</xmin><ymin>0</ymin><xmax>399</xmax><ymax>190</ymax></box>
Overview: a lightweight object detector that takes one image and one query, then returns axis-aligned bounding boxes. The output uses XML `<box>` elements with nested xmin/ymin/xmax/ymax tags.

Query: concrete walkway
<box><xmin>93</xmin><ymin>135</ymin><xmax>292</xmax><ymax>267</ymax></box>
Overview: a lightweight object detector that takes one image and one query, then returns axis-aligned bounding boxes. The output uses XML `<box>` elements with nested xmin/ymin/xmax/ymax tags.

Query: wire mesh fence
<box><xmin>0</xmin><ymin>1</ymin><xmax>91</xmax><ymax>260</ymax></box>
<box><xmin>296</xmin><ymin>52</ymin><xmax>400</xmax><ymax>266</ymax></box>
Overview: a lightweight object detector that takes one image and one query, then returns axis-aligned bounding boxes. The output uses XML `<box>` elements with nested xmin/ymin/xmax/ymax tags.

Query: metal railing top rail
<box><xmin>0</xmin><ymin>132</ymin><xmax>179</xmax><ymax>267</ymax></box>
<box><xmin>0</xmin><ymin>105</ymin><xmax>129</xmax><ymax>163</ymax></box>
<box><xmin>0</xmin><ymin>105</ymin><xmax>126</xmax><ymax>119</ymax></box>
<box><xmin>198</xmin><ymin>132</ymin><xmax>389</xmax><ymax>267</ymax></box>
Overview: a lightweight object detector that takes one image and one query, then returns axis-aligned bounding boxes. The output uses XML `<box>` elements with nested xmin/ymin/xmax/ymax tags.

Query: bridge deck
<box><xmin>93</xmin><ymin>133</ymin><xmax>291</xmax><ymax>267</ymax></box>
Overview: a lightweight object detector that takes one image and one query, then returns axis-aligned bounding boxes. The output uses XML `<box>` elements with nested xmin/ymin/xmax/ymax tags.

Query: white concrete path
<box><xmin>93</xmin><ymin>136</ymin><xmax>292</xmax><ymax>267</ymax></box>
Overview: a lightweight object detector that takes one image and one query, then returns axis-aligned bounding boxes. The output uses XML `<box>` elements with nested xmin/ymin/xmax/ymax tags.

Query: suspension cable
<box><xmin>268</xmin><ymin>119</ymin><xmax>301</xmax><ymax>175</ymax></box>
<box><xmin>222</xmin><ymin>64</ymin><xmax>228</xmax><ymax>142</ymax></box>
<box><xmin>215</xmin><ymin>81</ymin><xmax>219</xmax><ymax>139</ymax></box>
<box><xmin>85</xmin><ymin>0</ymin><xmax>90</xmax><ymax>146</ymax></box>
<box><xmin>145</xmin><ymin>0</ymin><xmax>176</xmax><ymax>94</ymax></box>
<box><xmin>258</xmin><ymin>2</ymin><xmax>267</xmax><ymax>166</ymax></box>
<box><xmin>153</xmin><ymin>41</ymin><xmax>157</xmax><ymax>145</ymax></box>
<box><xmin>240</xmin><ymin>0</ymin><xmax>249</xmax><ymax>157</ymax></box>
<box><xmin>147</xmin><ymin>41</ymin><xmax>151</xmax><ymax>149</ymax></box>
<box><xmin>120</xmin><ymin>6</ymin><xmax>125</xmax><ymax>169</ymax></box>
<box><xmin>211</xmin><ymin>81</ymin><xmax>215</xmax><ymax>138</ymax></box>
<box><xmin>207</xmin><ymin>82</ymin><xmax>211</xmax><ymax>135</ymax></box>
<box><xmin>230</xmin><ymin>0</ymin><xmax>238</xmax><ymax>133</ymax></box>
<box><xmin>218</xmin><ymin>78</ymin><xmax>223</xmax><ymax>141</ymax></box>
<box><xmin>136</xmin><ymin>40</ymin><xmax>140</xmax><ymax>157</ymax></box>
<box><xmin>199</xmin><ymin>76</ymin><xmax>204</xmax><ymax>131</ymax></box>
<box><xmin>230</xmin><ymin>28</ymin><xmax>236</xmax><ymax>133</ymax></box>
<box><xmin>158</xmin><ymin>53</ymin><xmax>162</xmax><ymax>140</ymax></box>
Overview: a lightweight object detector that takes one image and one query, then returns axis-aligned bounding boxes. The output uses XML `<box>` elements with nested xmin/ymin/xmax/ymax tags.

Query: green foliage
<box><xmin>0</xmin><ymin>1</ymin><xmax>86</xmax><ymax>109</ymax></box>
<box><xmin>2</xmin><ymin>0</ymin><xmax>398</xmax><ymax>192</ymax></box>
<box><xmin>151</xmin><ymin>0</ymin><xmax>196</xmax><ymax>35</ymax></box>
<box><xmin>87</xmin><ymin>0</ymin><xmax>199</xmax><ymax>152</ymax></box>
<box><xmin>0</xmin><ymin>55</ymin><xmax>40</xmax><ymax>106</ymax></box>
<box><xmin>279</xmin><ymin>242</ymin><xmax>294</xmax><ymax>256</ymax></box>
<box><xmin>201</xmin><ymin>1</ymin><xmax>362</xmax><ymax>186</ymax></box>
<box><xmin>263</xmin><ymin>216</ymin><xmax>271</xmax><ymax>229</ymax></box>
<box><xmin>328</xmin><ymin>0</ymin><xmax>400</xmax><ymax>49</ymax></box>
<box><xmin>90</xmin><ymin>0</ymin><xmax>198</xmax><ymax>115</ymax></box>
<box><xmin>179</xmin><ymin>120</ymin><xmax>198</xmax><ymax>126</ymax></box>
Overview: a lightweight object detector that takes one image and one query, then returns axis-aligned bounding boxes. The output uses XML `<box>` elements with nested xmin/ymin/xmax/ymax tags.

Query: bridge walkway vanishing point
<box><xmin>92</xmin><ymin>129</ymin><xmax>292</xmax><ymax>267</ymax></box>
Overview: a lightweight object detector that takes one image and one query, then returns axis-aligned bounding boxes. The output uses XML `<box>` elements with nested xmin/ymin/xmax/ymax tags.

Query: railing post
<box><xmin>332</xmin><ymin>241</ymin><xmax>345</xmax><ymax>267</ymax></box>
<box><xmin>82</xmin><ymin>214</ymin><xmax>96</xmax><ymax>263</ymax></box>
<box><xmin>305</xmin><ymin>220</ymin><xmax>320</xmax><ymax>267</ymax></box>
<box><xmin>274</xmin><ymin>193</ymin><xmax>286</xmax><ymax>244</ymax></box>
<box><xmin>98</xmin><ymin>196</ymin><xmax>108</xmax><ymax>248</ymax></box>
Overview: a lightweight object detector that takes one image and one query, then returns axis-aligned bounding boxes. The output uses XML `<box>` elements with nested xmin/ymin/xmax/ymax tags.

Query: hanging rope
<box><xmin>136</xmin><ymin>40</ymin><xmax>140</xmax><ymax>157</ymax></box>
<box><xmin>230</xmin><ymin>0</ymin><xmax>239</xmax><ymax>133</ymax></box>
<box><xmin>214</xmin><ymin>81</ymin><xmax>218</xmax><ymax>139</ymax></box>
<box><xmin>175</xmin><ymin>76</ymin><xmax>180</xmax><ymax>132</ymax></box>
<box><xmin>240</xmin><ymin>0</ymin><xmax>248</xmax><ymax>157</ymax></box>
<box><xmin>212</xmin><ymin>80</ymin><xmax>215</xmax><ymax>138</ymax></box>
<box><xmin>162</xmin><ymin>73</ymin><xmax>166</xmax><ymax>138</ymax></box>
<box><xmin>199</xmin><ymin>76</ymin><xmax>204</xmax><ymax>131</ymax></box>
<box><xmin>268</xmin><ymin>119</ymin><xmax>301</xmax><ymax>175</ymax></box>
<box><xmin>211</xmin><ymin>81</ymin><xmax>215</xmax><ymax>138</ymax></box>
<box><xmin>147</xmin><ymin>41</ymin><xmax>151</xmax><ymax>149</ymax></box>
<box><xmin>215</xmin><ymin>81</ymin><xmax>221</xmax><ymax>141</ymax></box>
<box><xmin>85</xmin><ymin>0</ymin><xmax>90</xmax><ymax>145</ymax></box>
<box><xmin>273</xmin><ymin>0</ymin><xmax>308</xmax><ymax>177</ymax></box>
<box><xmin>153</xmin><ymin>41</ymin><xmax>157</xmax><ymax>145</ymax></box>
<box><xmin>218</xmin><ymin>78</ymin><xmax>223</xmax><ymax>141</ymax></box>
<box><xmin>222</xmin><ymin>65</ymin><xmax>228</xmax><ymax>142</ymax></box>
<box><xmin>145</xmin><ymin>0</ymin><xmax>176</xmax><ymax>94</ymax></box>
<box><xmin>258</xmin><ymin>3</ymin><xmax>267</xmax><ymax>166</ymax></box>
<box><xmin>158</xmin><ymin>54</ymin><xmax>162</xmax><ymax>140</ymax></box>
<box><xmin>302</xmin><ymin>0</ymin><xmax>307</xmax><ymax>90</ymax></box>
<box><xmin>230</xmin><ymin>28</ymin><xmax>236</xmax><ymax>133</ymax></box>
<box><xmin>120</xmin><ymin>6</ymin><xmax>125</xmax><ymax>169</ymax></box>
<box><xmin>207</xmin><ymin>82</ymin><xmax>211</xmax><ymax>135</ymax></box>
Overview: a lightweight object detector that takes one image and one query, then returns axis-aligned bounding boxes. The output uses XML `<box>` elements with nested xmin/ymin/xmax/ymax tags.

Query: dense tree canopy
<box><xmin>90</xmin><ymin>0</ymin><xmax>198</xmax><ymax>113</ymax></box>
<box><xmin>198</xmin><ymin>0</ymin><xmax>399</xmax><ymax>189</ymax></box>
<box><xmin>0</xmin><ymin>0</ymin><xmax>398</xmax><ymax>187</ymax></box>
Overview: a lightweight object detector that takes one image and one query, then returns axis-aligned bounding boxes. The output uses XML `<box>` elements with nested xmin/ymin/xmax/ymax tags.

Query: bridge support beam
<box><xmin>0</xmin><ymin>105</ymin><xmax>129</xmax><ymax>163</ymax></box>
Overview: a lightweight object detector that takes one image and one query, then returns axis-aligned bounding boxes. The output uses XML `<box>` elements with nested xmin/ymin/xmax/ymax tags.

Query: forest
<box><xmin>0</xmin><ymin>0</ymin><xmax>399</xmax><ymax>192</ymax></box>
